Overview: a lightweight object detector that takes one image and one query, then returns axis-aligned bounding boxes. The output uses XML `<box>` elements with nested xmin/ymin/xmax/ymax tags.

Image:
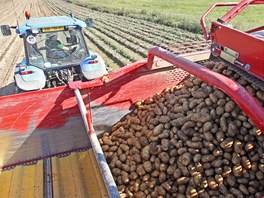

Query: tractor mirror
<box><xmin>1</xmin><ymin>25</ymin><xmax>11</xmax><ymax>36</ymax></box>
<box><xmin>85</xmin><ymin>18</ymin><xmax>94</xmax><ymax>28</ymax></box>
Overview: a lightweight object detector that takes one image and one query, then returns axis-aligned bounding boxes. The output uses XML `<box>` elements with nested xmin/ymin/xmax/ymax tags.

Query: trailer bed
<box><xmin>0</xmin><ymin>149</ymin><xmax>108</xmax><ymax>198</ymax></box>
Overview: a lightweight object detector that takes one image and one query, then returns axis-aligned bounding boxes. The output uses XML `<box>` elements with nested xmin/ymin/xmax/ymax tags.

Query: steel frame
<box><xmin>201</xmin><ymin>0</ymin><xmax>264</xmax><ymax>81</ymax></box>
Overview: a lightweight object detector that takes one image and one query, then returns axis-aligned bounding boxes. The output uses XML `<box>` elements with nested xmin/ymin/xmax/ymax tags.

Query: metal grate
<box><xmin>165</xmin><ymin>41</ymin><xmax>210</xmax><ymax>55</ymax></box>
<box><xmin>164</xmin><ymin>67</ymin><xmax>189</xmax><ymax>84</ymax></box>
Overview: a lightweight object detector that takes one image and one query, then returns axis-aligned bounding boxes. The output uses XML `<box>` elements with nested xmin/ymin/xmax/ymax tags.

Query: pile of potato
<box><xmin>99</xmin><ymin>61</ymin><xmax>264</xmax><ymax>198</ymax></box>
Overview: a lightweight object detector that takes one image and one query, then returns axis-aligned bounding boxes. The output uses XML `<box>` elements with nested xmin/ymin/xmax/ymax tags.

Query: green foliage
<box><xmin>73</xmin><ymin>0</ymin><xmax>263</xmax><ymax>34</ymax></box>
<box><xmin>178</xmin><ymin>16</ymin><xmax>203</xmax><ymax>34</ymax></box>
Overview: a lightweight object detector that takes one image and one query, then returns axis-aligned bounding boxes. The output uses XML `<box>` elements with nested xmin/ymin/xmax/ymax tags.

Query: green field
<box><xmin>72</xmin><ymin>0</ymin><xmax>263</xmax><ymax>33</ymax></box>
<box><xmin>50</xmin><ymin>0</ymin><xmax>263</xmax><ymax>68</ymax></box>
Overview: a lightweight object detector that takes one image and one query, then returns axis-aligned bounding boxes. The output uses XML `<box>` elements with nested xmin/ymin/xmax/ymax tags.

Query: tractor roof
<box><xmin>16</xmin><ymin>16</ymin><xmax>87</xmax><ymax>34</ymax></box>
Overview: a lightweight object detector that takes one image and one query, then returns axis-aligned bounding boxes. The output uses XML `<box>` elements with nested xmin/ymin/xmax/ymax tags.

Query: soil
<box><xmin>0</xmin><ymin>0</ymin><xmax>54</xmax><ymax>96</ymax></box>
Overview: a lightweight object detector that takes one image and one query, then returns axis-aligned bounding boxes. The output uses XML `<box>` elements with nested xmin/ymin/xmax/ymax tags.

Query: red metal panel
<box><xmin>211</xmin><ymin>22</ymin><xmax>264</xmax><ymax>80</ymax></box>
<box><xmin>0</xmin><ymin>59</ymin><xmax>188</xmax><ymax>167</ymax></box>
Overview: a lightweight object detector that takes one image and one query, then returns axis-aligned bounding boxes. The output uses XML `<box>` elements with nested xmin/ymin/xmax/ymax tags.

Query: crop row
<box><xmin>46</xmin><ymin>0</ymin><xmax>151</xmax><ymax>64</ymax></box>
<box><xmin>45</xmin><ymin>0</ymin><xmax>207</xmax><ymax>68</ymax></box>
<box><xmin>54</xmin><ymin>0</ymin><xmax>200</xmax><ymax>44</ymax></box>
<box><xmin>51</xmin><ymin>0</ymin><xmax>201</xmax><ymax>46</ymax></box>
<box><xmin>59</xmin><ymin>0</ymin><xmax>203</xmax><ymax>41</ymax></box>
<box><xmin>46</xmin><ymin>1</ymin><xmax>134</xmax><ymax>66</ymax></box>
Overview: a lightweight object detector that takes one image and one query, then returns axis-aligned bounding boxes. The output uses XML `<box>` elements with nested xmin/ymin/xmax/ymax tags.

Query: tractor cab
<box><xmin>1</xmin><ymin>14</ymin><xmax>107</xmax><ymax>91</ymax></box>
<box><xmin>26</xmin><ymin>25</ymin><xmax>89</xmax><ymax>69</ymax></box>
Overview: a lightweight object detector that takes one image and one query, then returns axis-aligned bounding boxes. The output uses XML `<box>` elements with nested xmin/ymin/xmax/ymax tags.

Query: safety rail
<box><xmin>200</xmin><ymin>0</ymin><xmax>264</xmax><ymax>40</ymax></box>
<box><xmin>71</xmin><ymin>85</ymin><xmax>120</xmax><ymax>198</ymax></box>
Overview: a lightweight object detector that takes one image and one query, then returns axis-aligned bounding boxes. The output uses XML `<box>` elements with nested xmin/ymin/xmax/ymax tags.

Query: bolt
<box><xmin>245</xmin><ymin>64</ymin><xmax>250</xmax><ymax>71</ymax></box>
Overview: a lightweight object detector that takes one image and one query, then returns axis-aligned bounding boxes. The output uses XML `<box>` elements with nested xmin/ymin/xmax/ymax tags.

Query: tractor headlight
<box><xmin>19</xmin><ymin>64</ymin><xmax>27</xmax><ymax>70</ymax></box>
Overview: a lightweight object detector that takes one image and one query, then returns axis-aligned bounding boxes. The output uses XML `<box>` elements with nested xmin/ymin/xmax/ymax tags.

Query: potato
<box><xmin>225</xmin><ymin>101</ymin><xmax>236</xmax><ymax>112</ymax></box>
<box><xmin>233</xmin><ymin>164</ymin><xmax>243</xmax><ymax>177</ymax></box>
<box><xmin>153</xmin><ymin>124</ymin><xmax>164</xmax><ymax>136</ymax></box>
<box><xmin>226</xmin><ymin>175</ymin><xmax>236</xmax><ymax>186</ymax></box>
<box><xmin>143</xmin><ymin>161</ymin><xmax>153</xmax><ymax>173</ymax></box>
<box><xmin>178</xmin><ymin>152</ymin><xmax>192</xmax><ymax>166</ymax></box>
<box><xmin>136</xmin><ymin>165</ymin><xmax>146</xmax><ymax>176</ymax></box>
<box><xmin>239</xmin><ymin>184</ymin><xmax>249</xmax><ymax>196</ymax></box>
<box><xmin>161</xmin><ymin>139</ymin><xmax>170</xmax><ymax>151</ymax></box>
<box><xmin>186</xmin><ymin>187</ymin><xmax>198</xmax><ymax>198</ymax></box>
<box><xmin>100</xmin><ymin>60</ymin><xmax>264</xmax><ymax>197</ymax></box>
<box><xmin>141</xmin><ymin>145</ymin><xmax>150</xmax><ymax>161</ymax></box>
<box><xmin>121</xmin><ymin>171</ymin><xmax>130</xmax><ymax>184</ymax></box>
<box><xmin>177</xmin><ymin>177</ymin><xmax>190</xmax><ymax>185</ymax></box>
<box><xmin>227</xmin><ymin>122</ymin><xmax>238</xmax><ymax>137</ymax></box>
<box><xmin>230</xmin><ymin>188</ymin><xmax>244</xmax><ymax>198</ymax></box>
<box><xmin>208</xmin><ymin>177</ymin><xmax>218</xmax><ymax>190</ymax></box>
<box><xmin>166</xmin><ymin>163</ymin><xmax>176</xmax><ymax>175</ymax></box>
<box><xmin>158</xmin><ymin>152</ymin><xmax>170</xmax><ymax>163</ymax></box>
<box><xmin>201</xmin><ymin>154</ymin><xmax>215</xmax><ymax>163</ymax></box>
<box><xmin>220</xmin><ymin>138</ymin><xmax>234</xmax><ymax>149</ymax></box>
<box><xmin>159</xmin><ymin>172</ymin><xmax>167</xmax><ymax>183</ymax></box>
<box><xmin>190</xmin><ymin>112</ymin><xmax>212</xmax><ymax>123</ymax></box>
<box><xmin>186</xmin><ymin>140</ymin><xmax>203</xmax><ymax>149</ymax></box>
<box><xmin>215</xmin><ymin>175</ymin><xmax>223</xmax><ymax>184</ymax></box>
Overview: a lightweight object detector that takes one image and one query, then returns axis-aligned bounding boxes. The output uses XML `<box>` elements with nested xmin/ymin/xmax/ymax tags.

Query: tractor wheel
<box><xmin>14</xmin><ymin>81</ymin><xmax>24</xmax><ymax>94</ymax></box>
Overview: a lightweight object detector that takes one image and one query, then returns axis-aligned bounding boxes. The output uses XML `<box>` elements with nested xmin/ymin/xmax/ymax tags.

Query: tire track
<box><xmin>0</xmin><ymin>0</ymin><xmax>54</xmax><ymax>96</ymax></box>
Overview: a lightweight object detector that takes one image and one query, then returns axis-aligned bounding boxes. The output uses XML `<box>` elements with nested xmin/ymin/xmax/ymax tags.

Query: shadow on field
<box><xmin>0</xmin><ymin>82</ymin><xmax>17</xmax><ymax>97</ymax></box>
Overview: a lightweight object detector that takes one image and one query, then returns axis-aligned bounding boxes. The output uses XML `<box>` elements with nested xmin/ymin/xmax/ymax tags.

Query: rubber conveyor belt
<box><xmin>0</xmin><ymin>149</ymin><xmax>109</xmax><ymax>198</ymax></box>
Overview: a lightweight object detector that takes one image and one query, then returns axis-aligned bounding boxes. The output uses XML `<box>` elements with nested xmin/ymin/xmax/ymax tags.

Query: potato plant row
<box><xmin>46</xmin><ymin>1</ymin><xmax>135</xmax><ymax>66</ymax></box>
<box><xmin>100</xmin><ymin>61</ymin><xmax>264</xmax><ymax>197</ymax></box>
<box><xmin>98</xmin><ymin>17</ymin><xmax>192</xmax><ymax>44</ymax></box>
<box><xmin>62</xmin><ymin>0</ymin><xmax>203</xmax><ymax>41</ymax></box>
<box><xmin>96</xmin><ymin>19</ymin><xmax>169</xmax><ymax>48</ymax></box>
<box><xmin>93</xmin><ymin>24</ymin><xmax>147</xmax><ymax>57</ymax></box>
<box><xmin>83</xmin><ymin>31</ymin><xmax>132</xmax><ymax>66</ymax></box>
<box><xmin>88</xmin><ymin>28</ymin><xmax>142</xmax><ymax>63</ymax></box>
<box><xmin>45</xmin><ymin>0</ymin><xmax>206</xmax><ymax>68</ymax></box>
<box><xmin>94</xmin><ymin>22</ymin><xmax>150</xmax><ymax>56</ymax></box>
<box><xmin>46</xmin><ymin>0</ymin><xmax>148</xmax><ymax>65</ymax></box>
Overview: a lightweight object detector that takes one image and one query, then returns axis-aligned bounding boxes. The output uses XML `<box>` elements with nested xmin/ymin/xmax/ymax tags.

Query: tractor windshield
<box><xmin>26</xmin><ymin>28</ymin><xmax>89</xmax><ymax>69</ymax></box>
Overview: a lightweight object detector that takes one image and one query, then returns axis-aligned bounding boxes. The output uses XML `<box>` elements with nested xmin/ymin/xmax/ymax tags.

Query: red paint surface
<box><xmin>201</xmin><ymin>0</ymin><xmax>264</xmax><ymax>80</ymax></box>
<box><xmin>211</xmin><ymin>22</ymin><xmax>264</xmax><ymax>81</ymax></box>
<box><xmin>0</xmin><ymin>87</ymin><xmax>80</xmax><ymax>133</ymax></box>
<box><xmin>0</xmin><ymin>60</ymin><xmax>187</xmax><ymax>133</ymax></box>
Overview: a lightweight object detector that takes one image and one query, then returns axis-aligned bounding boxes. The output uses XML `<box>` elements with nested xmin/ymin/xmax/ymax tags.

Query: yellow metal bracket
<box><xmin>220</xmin><ymin>47</ymin><xmax>239</xmax><ymax>64</ymax></box>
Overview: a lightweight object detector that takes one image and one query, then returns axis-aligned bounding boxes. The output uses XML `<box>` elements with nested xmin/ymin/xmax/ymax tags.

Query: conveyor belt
<box><xmin>228</xmin><ymin>63</ymin><xmax>264</xmax><ymax>91</ymax></box>
<box><xmin>0</xmin><ymin>160</ymin><xmax>44</xmax><ymax>198</ymax></box>
<box><xmin>0</xmin><ymin>149</ymin><xmax>109</xmax><ymax>198</ymax></box>
<box><xmin>52</xmin><ymin>149</ymin><xmax>108</xmax><ymax>198</ymax></box>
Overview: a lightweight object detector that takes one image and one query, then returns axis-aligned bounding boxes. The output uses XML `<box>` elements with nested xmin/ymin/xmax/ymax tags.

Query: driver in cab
<box><xmin>46</xmin><ymin>32</ymin><xmax>77</xmax><ymax>51</ymax></box>
<box><xmin>45</xmin><ymin>32</ymin><xmax>77</xmax><ymax>60</ymax></box>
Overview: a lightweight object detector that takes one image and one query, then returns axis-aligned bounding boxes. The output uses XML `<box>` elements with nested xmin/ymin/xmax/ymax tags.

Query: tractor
<box><xmin>0</xmin><ymin>0</ymin><xmax>263</xmax><ymax>197</ymax></box>
<box><xmin>1</xmin><ymin>12</ymin><xmax>107</xmax><ymax>91</ymax></box>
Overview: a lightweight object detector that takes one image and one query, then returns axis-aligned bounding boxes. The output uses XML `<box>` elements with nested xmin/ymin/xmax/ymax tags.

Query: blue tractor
<box><xmin>1</xmin><ymin>12</ymin><xmax>107</xmax><ymax>91</ymax></box>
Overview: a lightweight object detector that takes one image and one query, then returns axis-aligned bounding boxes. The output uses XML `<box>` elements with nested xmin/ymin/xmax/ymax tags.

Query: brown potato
<box><xmin>100</xmin><ymin>60</ymin><xmax>263</xmax><ymax>197</ymax></box>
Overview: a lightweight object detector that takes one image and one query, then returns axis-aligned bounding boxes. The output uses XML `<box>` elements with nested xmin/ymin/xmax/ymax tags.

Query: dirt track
<box><xmin>0</xmin><ymin>0</ymin><xmax>54</xmax><ymax>96</ymax></box>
